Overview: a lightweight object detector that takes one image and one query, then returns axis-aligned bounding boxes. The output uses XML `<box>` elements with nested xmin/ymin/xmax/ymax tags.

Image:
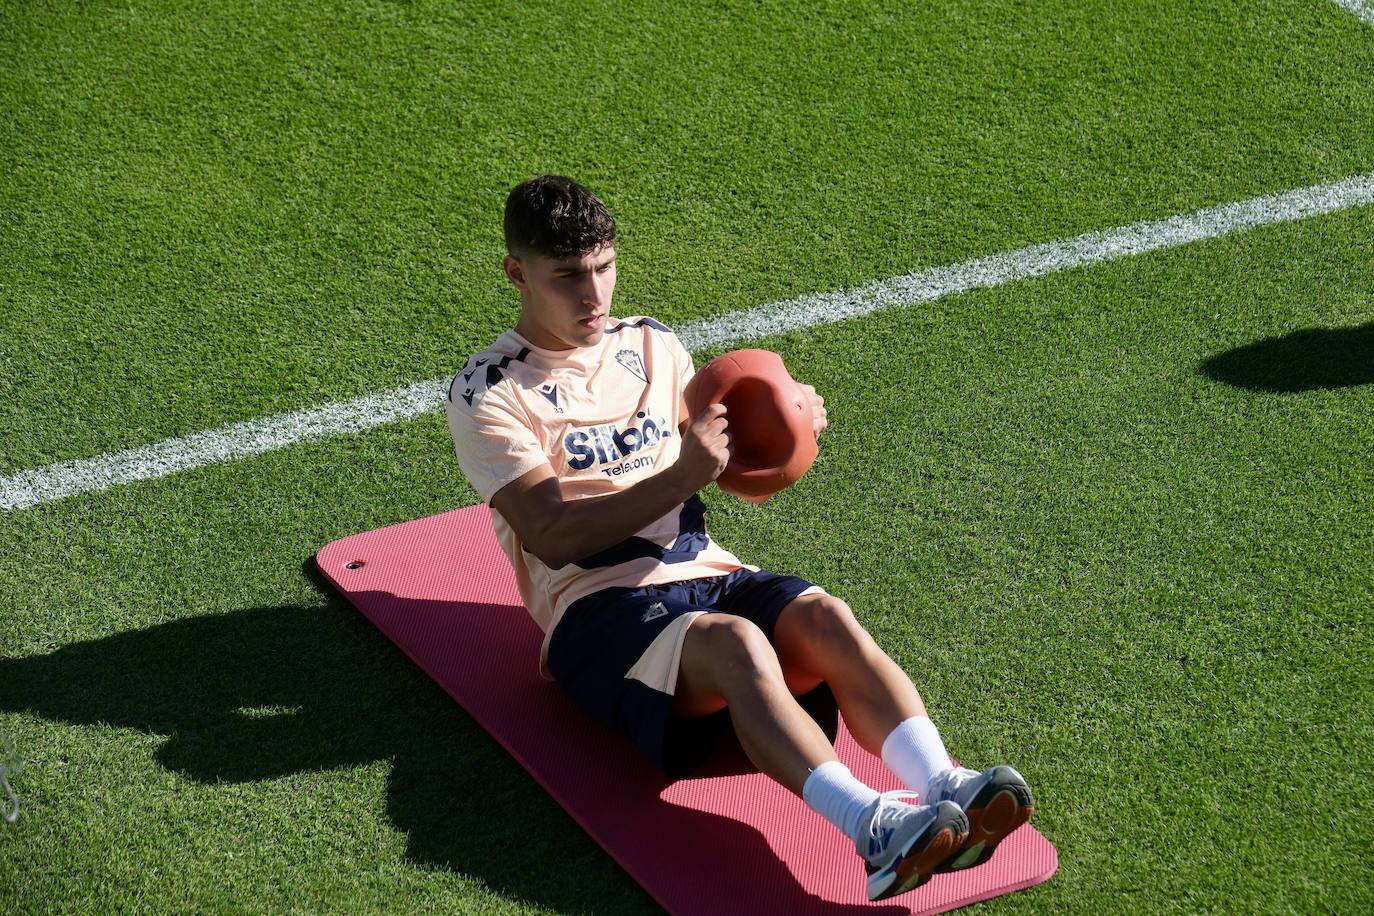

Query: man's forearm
<box><xmin>534</xmin><ymin>464</ymin><xmax>700</xmax><ymax>569</ymax></box>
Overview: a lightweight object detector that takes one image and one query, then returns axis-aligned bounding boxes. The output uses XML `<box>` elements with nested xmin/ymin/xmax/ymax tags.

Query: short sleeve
<box><xmin>668</xmin><ymin>329</ymin><xmax>696</xmax><ymax>389</ymax></box>
<box><xmin>445</xmin><ymin>384</ymin><xmax>549</xmax><ymax>503</ymax></box>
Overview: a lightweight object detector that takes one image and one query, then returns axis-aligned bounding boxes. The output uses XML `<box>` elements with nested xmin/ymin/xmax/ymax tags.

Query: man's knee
<box><xmin>778</xmin><ymin>594</ymin><xmax>870</xmax><ymax>656</ymax></box>
<box><xmin>691</xmin><ymin>614</ymin><xmax>779</xmax><ymax>680</ymax></box>
<box><xmin>674</xmin><ymin>614</ymin><xmax>782</xmax><ymax>716</ymax></box>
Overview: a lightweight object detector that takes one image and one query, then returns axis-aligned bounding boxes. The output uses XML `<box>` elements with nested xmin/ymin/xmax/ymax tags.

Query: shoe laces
<box><xmin>929</xmin><ymin>766</ymin><xmax>979</xmax><ymax>805</ymax></box>
<box><xmin>867</xmin><ymin>789</ymin><xmax>924</xmax><ymax>839</ymax></box>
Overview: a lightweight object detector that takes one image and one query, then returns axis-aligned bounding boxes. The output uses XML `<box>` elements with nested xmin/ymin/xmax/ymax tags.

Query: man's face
<box><xmin>505</xmin><ymin>244</ymin><xmax>617</xmax><ymax>350</ymax></box>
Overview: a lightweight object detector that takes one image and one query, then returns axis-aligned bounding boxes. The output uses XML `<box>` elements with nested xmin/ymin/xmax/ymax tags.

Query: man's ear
<box><xmin>502</xmin><ymin>254</ymin><xmax>527</xmax><ymax>290</ymax></box>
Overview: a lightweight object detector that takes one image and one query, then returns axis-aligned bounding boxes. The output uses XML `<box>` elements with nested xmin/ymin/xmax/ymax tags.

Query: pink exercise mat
<box><xmin>316</xmin><ymin>505</ymin><xmax>1056</xmax><ymax>914</ymax></box>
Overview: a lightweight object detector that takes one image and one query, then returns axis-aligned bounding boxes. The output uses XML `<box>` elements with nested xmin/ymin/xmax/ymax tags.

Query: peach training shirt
<box><xmin>444</xmin><ymin>316</ymin><xmax>752</xmax><ymax>679</ymax></box>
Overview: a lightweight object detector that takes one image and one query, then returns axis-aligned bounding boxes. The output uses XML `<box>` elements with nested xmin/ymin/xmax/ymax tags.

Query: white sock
<box><xmin>881</xmin><ymin>715</ymin><xmax>954</xmax><ymax>799</ymax></box>
<box><xmin>802</xmin><ymin>760</ymin><xmax>880</xmax><ymax>846</ymax></box>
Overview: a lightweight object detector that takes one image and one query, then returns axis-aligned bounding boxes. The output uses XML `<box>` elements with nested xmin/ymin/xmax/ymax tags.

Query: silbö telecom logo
<box><xmin>565</xmin><ymin>412</ymin><xmax>671</xmax><ymax>477</ymax></box>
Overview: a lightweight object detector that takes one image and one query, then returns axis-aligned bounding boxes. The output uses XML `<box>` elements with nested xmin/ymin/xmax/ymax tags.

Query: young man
<box><xmin>445</xmin><ymin>175</ymin><xmax>1034</xmax><ymax>901</ymax></box>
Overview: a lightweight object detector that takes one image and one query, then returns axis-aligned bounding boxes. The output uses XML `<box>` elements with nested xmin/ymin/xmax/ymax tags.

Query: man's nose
<box><xmin>583</xmin><ymin>272</ymin><xmax>612</xmax><ymax>306</ymax></box>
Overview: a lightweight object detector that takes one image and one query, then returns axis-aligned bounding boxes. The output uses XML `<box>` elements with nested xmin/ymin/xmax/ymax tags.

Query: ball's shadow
<box><xmin>1200</xmin><ymin>322</ymin><xmax>1374</xmax><ymax>392</ymax></box>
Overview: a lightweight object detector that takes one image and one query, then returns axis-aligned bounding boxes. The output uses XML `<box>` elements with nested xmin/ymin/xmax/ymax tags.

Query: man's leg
<box><xmin>673</xmin><ymin>612</ymin><xmax>837</xmax><ymax>796</ymax></box>
<box><xmin>673</xmin><ymin>609</ymin><xmax>972</xmax><ymax>900</ymax></box>
<box><xmin>769</xmin><ymin>593</ymin><xmax>929</xmax><ymax>758</ymax></box>
<box><xmin>771</xmin><ymin>593</ymin><xmax>1035</xmax><ymax>871</ymax></box>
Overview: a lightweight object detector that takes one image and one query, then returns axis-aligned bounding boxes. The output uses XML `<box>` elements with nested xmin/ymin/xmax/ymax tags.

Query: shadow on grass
<box><xmin>0</xmin><ymin>559</ymin><xmax>894</xmax><ymax>915</ymax></box>
<box><xmin>1201</xmin><ymin>322</ymin><xmax>1374</xmax><ymax>392</ymax></box>
<box><xmin>0</xmin><ymin>562</ymin><xmax>656</xmax><ymax>916</ymax></box>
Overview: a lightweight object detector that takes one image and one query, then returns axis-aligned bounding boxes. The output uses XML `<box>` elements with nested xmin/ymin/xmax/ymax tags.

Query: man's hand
<box><xmin>800</xmin><ymin>383</ymin><xmax>827</xmax><ymax>438</ymax></box>
<box><xmin>669</xmin><ymin>403</ymin><xmax>732</xmax><ymax>494</ymax></box>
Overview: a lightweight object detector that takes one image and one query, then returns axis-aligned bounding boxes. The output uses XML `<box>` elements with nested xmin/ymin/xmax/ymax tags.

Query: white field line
<box><xmin>1333</xmin><ymin>0</ymin><xmax>1374</xmax><ymax>26</ymax></box>
<box><xmin>4</xmin><ymin>170</ymin><xmax>1374</xmax><ymax>512</ymax></box>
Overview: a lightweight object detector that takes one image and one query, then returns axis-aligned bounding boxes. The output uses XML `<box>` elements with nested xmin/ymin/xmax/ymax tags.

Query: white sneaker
<box><xmin>924</xmin><ymin>765</ymin><xmax>1035</xmax><ymax>872</ymax></box>
<box><xmin>857</xmin><ymin>791</ymin><xmax>968</xmax><ymax>901</ymax></box>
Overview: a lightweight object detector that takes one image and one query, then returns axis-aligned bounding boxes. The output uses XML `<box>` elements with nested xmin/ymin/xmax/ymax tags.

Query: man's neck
<box><xmin>512</xmin><ymin>316</ymin><xmax>571</xmax><ymax>351</ymax></box>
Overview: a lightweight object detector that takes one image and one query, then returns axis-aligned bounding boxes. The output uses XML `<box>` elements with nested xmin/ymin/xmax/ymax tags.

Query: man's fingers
<box><xmin>696</xmin><ymin>413</ymin><xmax>729</xmax><ymax>438</ymax></box>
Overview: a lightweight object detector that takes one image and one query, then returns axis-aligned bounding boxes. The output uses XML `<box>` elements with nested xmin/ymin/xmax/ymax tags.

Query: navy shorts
<box><xmin>547</xmin><ymin>568</ymin><xmax>840</xmax><ymax>779</ymax></box>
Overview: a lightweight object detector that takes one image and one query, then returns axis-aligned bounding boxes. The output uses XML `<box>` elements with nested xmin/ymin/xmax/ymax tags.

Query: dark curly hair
<box><xmin>503</xmin><ymin>175</ymin><xmax>618</xmax><ymax>258</ymax></box>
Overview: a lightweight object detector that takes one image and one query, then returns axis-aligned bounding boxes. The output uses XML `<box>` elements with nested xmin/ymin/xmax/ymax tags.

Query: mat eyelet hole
<box><xmin>345</xmin><ymin>561</ymin><xmax>365</xmax><ymax>570</ymax></box>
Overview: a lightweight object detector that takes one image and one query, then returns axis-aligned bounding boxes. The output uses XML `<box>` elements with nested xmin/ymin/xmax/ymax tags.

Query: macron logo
<box><xmin>642</xmin><ymin>602</ymin><xmax>669</xmax><ymax>622</ymax></box>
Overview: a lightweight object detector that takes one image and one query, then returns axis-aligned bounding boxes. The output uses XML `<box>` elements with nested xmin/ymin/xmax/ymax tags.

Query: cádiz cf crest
<box><xmin>616</xmin><ymin>349</ymin><xmax>648</xmax><ymax>383</ymax></box>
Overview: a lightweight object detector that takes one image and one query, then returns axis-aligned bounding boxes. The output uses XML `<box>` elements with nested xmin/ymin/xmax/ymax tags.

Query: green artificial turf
<box><xmin>2</xmin><ymin>0</ymin><xmax>1373</xmax><ymax>912</ymax></box>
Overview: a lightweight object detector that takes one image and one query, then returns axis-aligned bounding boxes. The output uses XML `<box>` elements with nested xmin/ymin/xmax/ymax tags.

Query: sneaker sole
<box><xmin>936</xmin><ymin>767</ymin><xmax>1035</xmax><ymax>873</ymax></box>
<box><xmin>867</xmin><ymin>803</ymin><xmax>969</xmax><ymax>902</ymax></box>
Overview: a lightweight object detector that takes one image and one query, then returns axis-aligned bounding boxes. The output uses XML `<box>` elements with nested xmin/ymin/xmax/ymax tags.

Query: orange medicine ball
<box><xmin>683</xmin><ymin>348</ymin><xmax>819</xmax><ymax>501</ymax></box>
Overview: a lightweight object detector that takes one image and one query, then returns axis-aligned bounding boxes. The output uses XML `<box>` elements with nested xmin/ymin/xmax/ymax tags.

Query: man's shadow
<box><xmin>0</xmin><ymin>564</ymin><xmax>656</xmax><ymax>915</ymax></box>
<box><xmin>1200</xmin><ymin>322</ymin><xmax>1374</xmax><ymax>392</ymax></box>
<box><xmin>1</xmin><ymin>560</ymin><xmax>902</xmax><ymax>915</ymax></box>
